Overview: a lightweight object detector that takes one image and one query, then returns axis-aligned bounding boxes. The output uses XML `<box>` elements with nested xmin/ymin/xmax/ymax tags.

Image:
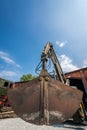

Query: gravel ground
<box><xmin>0</xmin><ymin>118</ymin><xmax>87</xmax><ymax>130</ymax></box>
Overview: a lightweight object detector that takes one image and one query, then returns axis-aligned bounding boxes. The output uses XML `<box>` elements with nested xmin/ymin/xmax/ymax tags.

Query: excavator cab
<box><xmin>7</xmin><ymin>42</ymin><xmax>84</xmax><ymax>125</ymax></box>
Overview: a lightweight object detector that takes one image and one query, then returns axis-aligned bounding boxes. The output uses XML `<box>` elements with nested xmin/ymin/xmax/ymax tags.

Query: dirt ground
<box><xmin>0</xmin><ymin>118</ymin><xmax>87</xmax><ymax>130</ymax></box>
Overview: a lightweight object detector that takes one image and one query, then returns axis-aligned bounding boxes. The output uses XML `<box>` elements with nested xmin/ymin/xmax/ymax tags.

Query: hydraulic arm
<box><xmin>41</xmin><ymin>42</ymin><xmax>66</xmax><ymax>83</ymax></box>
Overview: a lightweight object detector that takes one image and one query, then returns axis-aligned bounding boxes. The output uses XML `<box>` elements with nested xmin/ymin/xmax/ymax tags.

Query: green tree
<box><xmin>20</xmin><ymin>74</ymin><xmax>36</xmax><ymax>81</ymax></box>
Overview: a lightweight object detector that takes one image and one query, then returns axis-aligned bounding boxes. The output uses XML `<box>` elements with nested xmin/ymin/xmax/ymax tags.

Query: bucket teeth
<box><xmin>7</xmin><ymin>70</ymin><xmax>83</xmax><ymax>125</ymax></box>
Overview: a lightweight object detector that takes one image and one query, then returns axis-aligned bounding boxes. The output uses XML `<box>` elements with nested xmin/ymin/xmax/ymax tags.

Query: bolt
<box><xmin>45</xmin><ymin>77</ymin><xmax>49</xmax><ymax>81</ymax></box>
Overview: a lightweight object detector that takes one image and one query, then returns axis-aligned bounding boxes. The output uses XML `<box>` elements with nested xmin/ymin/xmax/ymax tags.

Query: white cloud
<box><xmin>0</xmin><ymin>51</ymin><xmax>21</xmax><ymax>68</ymax></box>
<box><xmin>0</xmin><ymin>70</ymin><xmax>22</xmax><ymax>81</ymax></box>
<box><xmin>59</xmin><ymin>54</ymin><xmax>79</xmax><ymax>73</ymax></box>
<box><xmin>0</xmin><ymin>70</ymin><xmax>17</xmax><ymax>77</ymax></box>
<box><xmin>83</xmin><ymin>60</ymin><xmax>87</xmax><ymax>68</ymax></box>
<box><xmin>56</xmin><ymin>41</ymin><xmax>66</xmax><ymax>48</ymax></box>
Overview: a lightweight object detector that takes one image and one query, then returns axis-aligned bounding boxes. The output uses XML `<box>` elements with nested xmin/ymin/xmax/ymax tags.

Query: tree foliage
<box><xmin>20</xmin><ymin>74</ymin><xmax>36</xmax><ymax>81</ymax></box>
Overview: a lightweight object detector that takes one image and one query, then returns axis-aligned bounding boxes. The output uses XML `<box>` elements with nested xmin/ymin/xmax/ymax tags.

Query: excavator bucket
<box><xmin>7</xmin><ymin>70</ymin><xmax>83</xmax><ymax>125</ymax></box>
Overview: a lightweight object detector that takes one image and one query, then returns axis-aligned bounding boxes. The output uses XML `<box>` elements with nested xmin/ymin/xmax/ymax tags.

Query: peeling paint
<box><xmin>22</xmin><ymin>112</ymin><xmax>39</xmax><ymax>121</ymax></box>
<box><xmin>49</xmin><ymin>111</ymin><xmax>65</xmax><ymax>121</ymax></box>
<box><xmin>22</xmin><ymin>111</ymin><xmax>65</xmax><ymax>122</ymax></box>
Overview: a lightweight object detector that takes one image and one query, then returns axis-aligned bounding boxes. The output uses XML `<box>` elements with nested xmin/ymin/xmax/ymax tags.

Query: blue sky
<box><xmin>0</xmin><ymin>0</ymin><xmax>87</xmax><ymax>81</ymax></box>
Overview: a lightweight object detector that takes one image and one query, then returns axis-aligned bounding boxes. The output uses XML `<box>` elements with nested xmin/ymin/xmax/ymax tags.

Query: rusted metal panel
<box><xmin>8</xmin><ymin>70</ymin><xmax>83</xmax><ymax>125</ymax></box>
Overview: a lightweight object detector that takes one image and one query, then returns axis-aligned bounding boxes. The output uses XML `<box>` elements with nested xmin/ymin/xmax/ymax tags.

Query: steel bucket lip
<box><xmin>7</xmin><ymin>71</ymin><xmax>83</xmax><ymax>125</ymax></box>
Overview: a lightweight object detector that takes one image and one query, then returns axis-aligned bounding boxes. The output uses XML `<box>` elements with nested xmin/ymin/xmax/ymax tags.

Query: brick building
<box><xmin>0</xmin><ymin>78</ymin><xmax>13</xmax><ymax>88</ymax></box>
<box><xmin>65</xmin><ymin>67</ymin><xmax>87</xmax><ymax>89</ymax></box>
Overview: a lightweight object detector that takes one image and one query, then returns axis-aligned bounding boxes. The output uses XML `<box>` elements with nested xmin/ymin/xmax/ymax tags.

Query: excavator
<box><xmin>7</xmin><ymin>42</ymin><xmax>87</xmax><ymax>125</ymax></box>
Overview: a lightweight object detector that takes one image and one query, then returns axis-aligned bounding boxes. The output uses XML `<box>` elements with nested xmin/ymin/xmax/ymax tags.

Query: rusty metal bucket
<box><xmin>7</xmin><ymin>70</ymin><xmax>83</xmax><ymax>125</ymax></box>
